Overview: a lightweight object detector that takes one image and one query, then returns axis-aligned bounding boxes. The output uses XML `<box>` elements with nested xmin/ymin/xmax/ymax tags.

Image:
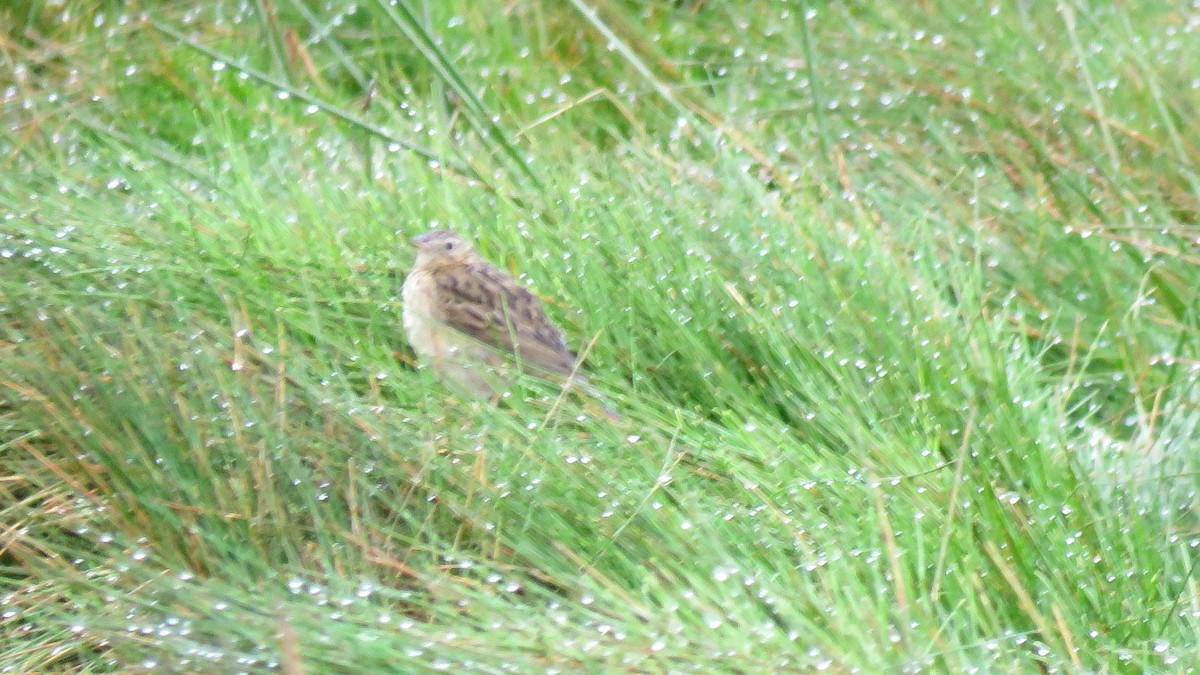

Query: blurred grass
<box><xmin>2</xmin><ymin>0</ymin><xmax>1199</xmax><ymax>672</ymax></box>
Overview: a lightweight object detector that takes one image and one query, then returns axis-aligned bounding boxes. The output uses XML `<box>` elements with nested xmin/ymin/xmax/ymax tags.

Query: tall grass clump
<box><xmin>2</xmin><ymin>0</ymin><xmax>1198</xmax><ymax>671</ymax></box>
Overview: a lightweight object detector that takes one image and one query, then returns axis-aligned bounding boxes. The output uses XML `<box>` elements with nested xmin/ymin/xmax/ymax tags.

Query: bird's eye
<box><xmin>444</xmin><ymin>241</ymin><xmax>455</xmax><ymax>251</ymax></box>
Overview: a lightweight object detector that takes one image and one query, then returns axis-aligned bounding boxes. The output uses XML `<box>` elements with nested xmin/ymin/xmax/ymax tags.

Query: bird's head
<box><xmin>411</xmin><ymin>229</ymin><xmax>477</xmax><ymax>268</ymax></box>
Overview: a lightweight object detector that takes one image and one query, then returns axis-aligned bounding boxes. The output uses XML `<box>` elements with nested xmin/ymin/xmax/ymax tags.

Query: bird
<box><xmin>402</xmin><ymin>229</ymin><xmax>619</xmax><ymax>419</ymax></box>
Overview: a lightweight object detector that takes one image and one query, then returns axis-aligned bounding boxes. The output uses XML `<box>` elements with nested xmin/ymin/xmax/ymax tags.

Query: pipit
<box><xmin>402</xmin><ymin>229</ymin><xmax>618</xmax><ymax>418</ymax></box>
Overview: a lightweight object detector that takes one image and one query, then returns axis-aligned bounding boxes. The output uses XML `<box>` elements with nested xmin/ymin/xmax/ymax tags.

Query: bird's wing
<box><xmin>433</xmin><ymin>262</ymin><xmax>578</xmax><ymax>376</ymax></box>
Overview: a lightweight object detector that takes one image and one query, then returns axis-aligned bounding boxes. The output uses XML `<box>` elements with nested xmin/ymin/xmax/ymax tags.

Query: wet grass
<box><xmin>2</xmin><ymin>0</ymin><xmax>1199</xmax><ymax>672</ymax></box>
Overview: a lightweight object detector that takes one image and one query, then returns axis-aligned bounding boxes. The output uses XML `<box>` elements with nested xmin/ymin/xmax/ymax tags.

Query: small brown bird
<box><xmin>402</xmin><ymin>229</ymin><xmax>617</xmax><ymax>418</ymax></box>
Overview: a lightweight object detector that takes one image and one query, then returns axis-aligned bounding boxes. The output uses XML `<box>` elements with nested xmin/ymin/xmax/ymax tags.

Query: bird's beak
<box><xmin>411</xmin><ymin>232</ymin><xmax>433</xmax><ymax>249</ymax></box>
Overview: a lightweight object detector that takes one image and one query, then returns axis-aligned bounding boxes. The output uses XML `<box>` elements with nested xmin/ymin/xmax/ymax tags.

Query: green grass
<box><xmin>2</xmin><ymin>0</ymin><xmax>1198</xmax><ymax>672</ymax></box>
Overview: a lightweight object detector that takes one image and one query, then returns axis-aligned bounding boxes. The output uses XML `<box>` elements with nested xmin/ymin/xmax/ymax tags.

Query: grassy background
<box><xmin>2</xmin><ymin>0</ymin><xmax>1198</xmax><ymax>671</ymax></box>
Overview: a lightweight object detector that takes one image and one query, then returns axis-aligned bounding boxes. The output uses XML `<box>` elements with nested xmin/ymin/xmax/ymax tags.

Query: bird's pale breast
<box><xmin>402</xmin><ymin>266</ymin><xmax>503</xmax><ymax>397</ymax></box>
<box><xmin>401</xmin><ymin>268</ymin><xmax>440</xmax><ymax>358</ymax></box>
